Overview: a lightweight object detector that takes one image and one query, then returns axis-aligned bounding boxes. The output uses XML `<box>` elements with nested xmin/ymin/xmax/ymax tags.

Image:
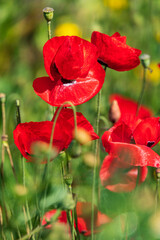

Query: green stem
<box><xmin>48</xmin><ymin>101</ymin><xmax>77</xmax><ymax>165</ymax></box>
<box><xmin>40</xmin><ymin>102</ymin><xmax>77</xmax><ymax>223</ymax></box>
<box><xmin>72</xmin><ymin>209</ymin><xmax>75</xmax><ymax>240</ymax></box>
<box><xmin>91</xmin><ymin>89</ymin><xmax>102</xmax><ymax>240</ymax></box>
<box><xmin>16</xmin><ymin>100</ymin><xmax>21</xmax><ymax>126</ymax></box>
<box><xmin>74</xmin><ymin>199</ymin><xmax>80</xmax><ymax>240</ymax></box>
<box><xmin>136</xmin><ymin>67</ymin><xmax>147</xmax><ymax>116</ymax></box>
<box><xmin>47</xmin><ymin>21</ymin><xmax>52</xmax><ymax>40</ymax></box>
<box><xmin>1</xmin><ymin>96</ymin><xmax>6</xmax><ymax>180</ymax></box>
<box><xmin>155</xmin><ymin>168</ymin><xmax>160</xmax><ymax>210</ymax></box>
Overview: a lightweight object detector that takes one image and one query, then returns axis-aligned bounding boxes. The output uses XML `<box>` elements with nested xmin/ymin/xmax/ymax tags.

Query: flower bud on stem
<box><xmin>16</xmin><ymin>99</ymin><xmax>21</xmax><ymax>126</ymax></box>
<box><xmin>136</xmin><ymin>54</ymin><xmax>151</xmax><ymax>116</ymax></box>
<box><xmin>43</xmin><ymin>7</ymin><xmax>54</xmax><ymax>40</ymax></box>
<box><xmin>43</xmin><ymin>7</ymin><xmax>55</xmax><ymax>115</ymax></box>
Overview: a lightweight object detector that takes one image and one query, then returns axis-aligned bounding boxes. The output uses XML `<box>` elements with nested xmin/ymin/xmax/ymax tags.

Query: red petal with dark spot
<box><xmin>13</xmin><ymin>109</ymin><xmax>99</xmax><ymax>161</ymax></box>
<box><xmin>91</xmin><ymin>31</ymin><xmax>141</xmax><ymax>71</ymax></box>
<box><xmin>33</xmin><ymin>63</ymin><xmax>105</xmax><ymax>106</ymax></box>
<box><xmin>43</xmin><ymin>36</ymin><xmax>98</xmax><ymax>80</ymax></box>
<box><xmin>133</xmin><ymin>117</ymin><xmax>160</xmax><ymax>147</ymax></box>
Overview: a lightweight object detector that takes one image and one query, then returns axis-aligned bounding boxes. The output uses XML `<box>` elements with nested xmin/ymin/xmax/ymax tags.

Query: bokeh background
<box><xmin>1</xmin><ymin>1</ymin><xmax>160</xmax><ymax>239</ymax></box>
<box><xmin>0</xmin><ymin>0</ymin><xmax>160</xmax><ymax>132</ymax></box>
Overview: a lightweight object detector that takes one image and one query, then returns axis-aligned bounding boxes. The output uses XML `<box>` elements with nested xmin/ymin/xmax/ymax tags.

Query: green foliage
<box><xmin>1</xmin><ymin>0</ymin><xmax>160</xmax><ymax>239</ymax></box>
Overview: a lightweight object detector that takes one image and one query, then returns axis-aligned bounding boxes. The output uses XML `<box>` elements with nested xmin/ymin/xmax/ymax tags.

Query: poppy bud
<box><xmin>67</xmin><ymin>139</ymin><xmax>81</xmax><ymax>158</ymax></box>
<box><xmin>140</xmin><ymin>54</ymin><xmax>150</xmax><ymax>69</ymax></box>
<box><xmin>64</xmin><ymin>174</ymin><xmax>73</xmax><ymax>185</ymax></box>
<box><xmin>14</xmin><ymin>184</ymin><xmax>28</xmax><ymax>196</ymax></box>
<box><xmin>156</xmin><ymin>168</ymin><xmax>160</xmax><ymax>180</ymax></box>
<box><xmin>74</xmin><ymin>128</ymin><xmax>92</xmax><ymax>145</ymax></box>
<box><xmin>0</xmin><ymin>93</ymin><xmax>6</xmax><ymax>100</ymax></box>
<box><xmin>83</xmin><ymin>152</ymin><xmax>97</xmax><ymax>168</ymax></box>
<box><xmin>109</xmin><ymin>100</ymin><xmax>121</xmax><ymax>123</ymax></box>
<box><xmin>43</xmin><ymin>7</ymin><xmax>54</xmax><ymax>22</ymax></box>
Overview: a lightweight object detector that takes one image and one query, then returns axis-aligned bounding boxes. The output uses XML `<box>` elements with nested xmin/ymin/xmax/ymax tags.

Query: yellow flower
<box><xmin>134</xmin><ymin>62</ymin><xmax>160</xmax><ymax>85</ymax></box>
<box><xmin>54</xmin><ymin>22</ymin><xmax>82</xmax><ymax>37</ymax></box>
<box><xmin>146</xmin><ymin>62</ymin><xmax>160</xmax><ymax>85</ymax></box>
<box><xmin>155</xmin><ymin>31</ymin><xmax>160</xmax><ymax>43</ymax></box>
<box><xmin>103</xmin><ymin>0</ymin><xmax>128</xmax><ymax>10</ymax></box>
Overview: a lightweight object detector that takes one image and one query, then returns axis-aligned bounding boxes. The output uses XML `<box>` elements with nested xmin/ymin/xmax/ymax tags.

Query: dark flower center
<box><xmin>147</xmin><ymin>141</ymin><xmax>155</xmax><ymax>147</ymax></box>
<box><xmin>98</xmin><ymin>59</ymin><xmax>108</xmax><ymax>68</ymax></box>
<box><xmin>61</xmin><ymin>78</ymin><xmax>76</xmax><ymax>86</ymax></box>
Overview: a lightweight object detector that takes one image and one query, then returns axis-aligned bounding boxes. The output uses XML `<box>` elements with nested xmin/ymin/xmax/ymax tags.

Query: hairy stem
<box><xmin>136</xmin><ymin>68</ymin><xmax>147</xmax><ymax>115</ymax></box>
<box><xmin>91</xmin><ymin>89</ymin><xmax>102</xmax><ymax>240</ymax></box>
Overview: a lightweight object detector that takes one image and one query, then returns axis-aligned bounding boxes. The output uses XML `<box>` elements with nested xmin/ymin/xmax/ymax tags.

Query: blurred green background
<box><xmin>0</xmin><ymin>0</ymin><xmax>160</xmax><ymax>133</ymax></box>
<box><xmin>0</xmin><ymin>0</ymin><xmax>160</xmax><ymax>239</ymax></box>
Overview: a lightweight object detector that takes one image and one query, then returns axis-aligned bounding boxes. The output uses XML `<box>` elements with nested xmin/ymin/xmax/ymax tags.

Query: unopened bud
<box><xmin>43</xmin><ymin>7</ymin><xmax>54</xmax><ymax>22</ymax></box>
<box><xmin>83</xmin><ymin>152</ymin><xmax>97</xmax><ymax>168</ymax></box>
<box><xmin>74</xmin><ymin>128</ymin><xmax>91</xmax><ymax>145</ymax></box>
<box><xmin>0</xmin><ymin>93</ymin><xmax>6</xmax><ymax>99</ymax></box>
<box><xmin>67</xmin><ymin>139</ymin><xmax>81</xmax><ymax>158</ymax></box>
<box><xmin>140</xmin><ymin>54</ymin><xmax>150</xmax><ymax>69</ymax></box>
<box><xmin>156</xmin><ymin>168</ymin><xmax>160</xmax><ymax>179</ymax></box>
<box><xmin>64</xmin><ymin>174</ymin><xmax>73</xmax><ymax>185</ymax></box>
<box><xmin>0</xmin><ymin>93</ymin><xmax>6</xmax><ymax>103</ymax></box>
<box><xmin>109</xmin><ymin>100</ymin><xmax>121</xmax><ymax>123</ymax></box>
<box><xmin>15</xmin><ymin>184</ymin><xmax>28</xmax><ymax>196</ymax></box>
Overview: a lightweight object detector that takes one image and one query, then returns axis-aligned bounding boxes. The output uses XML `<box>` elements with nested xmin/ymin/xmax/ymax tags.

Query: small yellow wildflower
<box><xmin>55</xmin><ymin>22</ymin><xmax>82</xmax><ymax>37</ymax></box>
<box><xmin>103</xmin><ymin>0</ymin><xmax>128</xmax><ymax>10</ymax></box>
<box><xmin>146</xmin><ymin>62</ymin><xmax>160</xmax><ymax>85</ymax></box>
<box><xmin>155</xmin><ymin>31</ymin><xmax>160</xmax><ymax>43</ymax></box>
<box><xmin>134</xmin><ymin>62</ymin><xmax>160</xmax><ymax>85</ymax></box>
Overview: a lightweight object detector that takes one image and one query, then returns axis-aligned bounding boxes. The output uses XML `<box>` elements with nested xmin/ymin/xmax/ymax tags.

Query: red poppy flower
<box><xmin>100</xmin><ymin>155</ymin><xmax>148</xmax><ymax>192</ymax></box>
<box><xmin>42</xmin><ymin>210</ymin><xmax>67</xmax><ymax>229</ymax></box>
<box><xmin>91</xmin><ymin>31</ymin><xmax>141</xmax><ymax>71</ymax></box>
<box><xmin>33</xmin><ymin>36</ymin><xmax>105</xmax><ymax>106</ymax></box>
<box><xmin>109</xmin><ymin>94</ymin><xmax>152</xmax><ymax>130</ymax></box>
<box><xmin>158</xmin><ymin>63</ymin><xmax>160</xmax><ymax>68</ymax></box>
<box><xmin>13</xmin><ymin>108</ymin><xmax>99</xmax><ymax>162</ymax></box>
<box><xmin>42</xmin><ymin>202</ymin><xmax>110</xmax><ymax>236</ymax></box>
<box><xmin>75</xmin><ymin>202</ymin><xmax>110</xmax><ymax>236</ymax></box>
<box><xmin>100</xmin><ymin>120</ymin><xmax>160</xmax><ymax>192</ymax></box>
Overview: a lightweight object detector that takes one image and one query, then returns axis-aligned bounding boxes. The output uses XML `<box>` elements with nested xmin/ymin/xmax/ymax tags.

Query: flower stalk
<box><xmin>43</xmin><ymin>7</ymin><xmax>54</xmax><ymax>40</ymax></box>
<box><xmin>136</xmin><ymin>54</ymin><xmax>151</xmax><ymax>115</ymax></box>
<box><xmin>41</xmin><ymin>101</ymin><xmax>77</xmax><ymax>234</ymax></box>
<box><xmin>1</xmin><ymin>94</ymin><xmax>17</xmax><ymax>181</ymax></box>
<box><xmin>91</xmin><ymin>88</ymin><xmax>102</xmax><ymax>240</ymax></box>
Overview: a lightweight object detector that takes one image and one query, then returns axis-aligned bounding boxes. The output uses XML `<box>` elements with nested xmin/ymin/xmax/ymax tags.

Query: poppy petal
<box><xmin>100</xmin><ymin>155</ymin><xmax>148</xmax><ymax>192</ymax></box>
<box><xmin>13</xmin><ymin>121</ymin><xmax>68</xmax><ymax>161</ymax></box>
<box><xmin>91</xmin><ymin>31</ymin><xmax>141</xmax><ymax>71</ymax></box>
<box><xmin>43</xmin><ymin>36</ymin><xmax>66</xmax><ymax>80</ymax></box>
<box><xmin>133</xmin><ymin>117</ymin><xmax>160</xmax><ymax>147</ymax></box>
<box><xmin>109</xmin><ymin>94</ymin><xmax>152</xmax><ymax>129</ymax></box>
<box><xmin>110</xmin><ymin>142</ymin><xmax>160</xmax><ymax>167</ymax></box>
<box><xmin>54</xmin><ymin>36</ymin><xmax>98</xmax><ymax>80</ymax></box>
<box><xmin>101</xmin><ymin>122</ymin><xmax>132</xmax><ymax>153</ymax></box>
<box><xmin>33</xmin><ymin>62</ymin><xmax>105</xmax><ymax>106</ymax></box>
<box><xmin>52</xmin><ymin>108</ymin><xmax>99</xmax><ymax>141</ymax></box>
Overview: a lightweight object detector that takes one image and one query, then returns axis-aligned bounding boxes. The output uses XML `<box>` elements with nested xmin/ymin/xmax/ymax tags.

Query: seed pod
<box><xmin>67</xmin><ymin>139</ymin><xmax>82</xmax><ymax>158</ymax></box>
